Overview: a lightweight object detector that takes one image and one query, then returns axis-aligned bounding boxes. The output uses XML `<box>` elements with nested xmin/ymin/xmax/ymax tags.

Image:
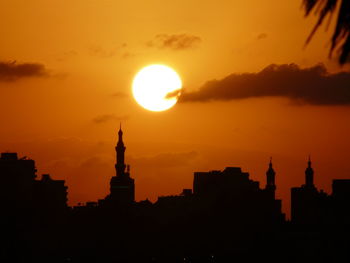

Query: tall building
<box><xmin>0</xmin><ymin>152</ymin><xmax>68</xmax><ymax>215</ymax></box>
<box><xmin>0</xmin><ymin>152</ymin><xmax>37</xmax><ymax>211</ymax></box>
<box><xmin>265</xmin><ymin>157</ymin><xmax>276</xmax><ymax>199</ymax></box>
<box><xmin>105</xmin><ymin>125</ymin><xmax>135</xmax><ymax>206</ymax></box>
<box><xmin>305</xmin><ymin>156</ymin><xmax>315</xmax><ymax>188</ymax></box>
<box><xmin>193</xmin><ymin>166</ymin><xmax>285</xmax><ymax>224</ymax></box>
<box><xmin>331</xmin><ymin>179</ymin><xmax>350</xmax><ymax>223</ymax></box>
<box><xmin>291</xmin><ymin>157</ymin><xmax>327</xmax><ymax>224</ymax></box>
<box><xmin>33</xmin><ymin>174</ymin><xmax>68</xmax><ymax>215</ymax></box>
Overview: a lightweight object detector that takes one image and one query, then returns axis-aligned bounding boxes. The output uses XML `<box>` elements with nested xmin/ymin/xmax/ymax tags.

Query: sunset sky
<box><xmin>1</xmin><ymin>0</ymin><xmax>350</xmax><ymax>217</ymax></box>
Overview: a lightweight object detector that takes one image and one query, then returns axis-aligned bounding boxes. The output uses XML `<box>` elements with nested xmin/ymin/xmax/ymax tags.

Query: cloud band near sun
<box><xmin>0</xmin><ymin>60</ymin><xmax>49</xmax><ymax>82</ymax></box>
<box><xmin>180</xmin><ymin>63</ymin><xmax>350</xmax><ymax>105</ymax></box>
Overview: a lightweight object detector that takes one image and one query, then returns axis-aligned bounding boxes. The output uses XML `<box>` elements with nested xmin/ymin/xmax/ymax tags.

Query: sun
<box><xmin>132</xmin><ymin>64</ymin><xmax>182</xmax><ymax>112</ymax></box>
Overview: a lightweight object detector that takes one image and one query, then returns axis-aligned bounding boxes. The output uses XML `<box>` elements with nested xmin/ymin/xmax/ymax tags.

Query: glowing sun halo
<box><xmin>132</xmin><ymin>64</ymin><xmax>182</xmax><ymax>112</ymax></box>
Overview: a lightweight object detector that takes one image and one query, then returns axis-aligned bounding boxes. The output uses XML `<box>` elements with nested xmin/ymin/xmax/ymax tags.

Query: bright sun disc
<box><xmin>132</xmin><ymin>64</ymin><xmax>182</xmax><ymax>112</ymax></box>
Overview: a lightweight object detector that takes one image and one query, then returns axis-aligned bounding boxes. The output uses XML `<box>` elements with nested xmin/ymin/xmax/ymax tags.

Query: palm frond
<box><xmin>303</xmin><ymin>0</ymin><xmax>350</xmax><ymax>64</ymax></box>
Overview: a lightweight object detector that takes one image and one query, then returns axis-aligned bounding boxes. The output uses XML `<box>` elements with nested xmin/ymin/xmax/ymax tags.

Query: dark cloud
<box><xmin>89</xmin><ymin>43</ymin><xmax>135</xmax><ymax>59</ymax></box>
<box><xmin>180</xmin><ymin>63</ymin><xmax>350</xmax><ymax>105</ymax></box>
<box><xmin>257</xmin><ymin>33</ymin><xmax>268</xmax><ymax>40</ymax></box>
<box><xmin>147</xmin><ymin>34</ymin><xmax>201</xmax><ymax>50</ymax></box>
<box><xmin>165</xmin><ymin>89</ymin><xmax>182</xmax><ymax>100</ymax></box>
<box><xmin>0</xmin><ymin>61</ymin><xmax>49</xmax><ymax>81</ymax></box>
<box><xmin>92</xmin><ymin>114</ymin><xmax>128</xmax><ymax>124</ymax></box>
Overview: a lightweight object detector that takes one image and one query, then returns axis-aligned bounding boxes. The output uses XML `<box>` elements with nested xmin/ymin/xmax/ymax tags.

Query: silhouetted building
<box><xmin>181</xmin><ymin>188</ymin><xmax>192</xmax><ymax>196</ymax></box>
<box><xmin>33</xmin><ymin>174</ymin><xmax>68</xmax><ymax>215</ymax></box>
<box><xmin>104</xmin><ymin>125</ymin><xmax>135</xmax><ymax>206</ymax></box>
<box><xmin>0</xmin><ymin>152</ymin><xmax>37</xmax><ymax>211</ymax></box>
<box><xmin>193</xmin><ymin>165</ymin><xmax>284</xmax><ymax>224</ymax></box>
<box><xmin>0</xmin><ymin>152</ymin><xmax>68</xmax><ymax>217</ymax></box>
<box><xmin>331</xmin><ymin>179</ymin><xmax>350</xmax><ymax>223</ymax></box>
<box><xmin>156</xmin><ymin>189</ymin><xmax>194</xmax><ymax>206</ymax></box>
<box><xmin>291</xmin><ymin>157</ymin><xmax>328</xmax><ymax>224</ymax></box>
<box><xmin>332</xmin><ymin>179</ymin><xmax>350</xmax><ymax>200</ymax></box>
<box><xmin>194</xmin><ymin>167</ymin><xmax>255</xmax><ymax>196</ymax></box>
<box><xmin>265</xmin><ymin>157</ymin><xmax>276</xmax><ymax>199</ymax></box>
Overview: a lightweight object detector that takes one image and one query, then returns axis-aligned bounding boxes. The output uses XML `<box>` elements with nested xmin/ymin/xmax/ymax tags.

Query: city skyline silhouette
<box><xmin>2</xmin><ymin>126</ymin><xmax>350</xmax><ymax>262</ymax></box>
<box><xmin>2</xmin><ymin>1</ymin><xmax>350</xmax><ymax>262</ymax></box>
<box><xmin>1</xmin><ymin>126</ymin><xmax>342</xmax><ymax>218</ymax></box>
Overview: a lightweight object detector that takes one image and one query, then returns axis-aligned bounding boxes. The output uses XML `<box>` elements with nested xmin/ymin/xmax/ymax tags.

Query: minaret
<box><xmin>265</xmin><ymin>157</ymin><xmax>276</xmax><ymax>198</ymax></box>
<box><xmin>115</xmin><ymin>124</ymin><xmax>126</xmax><ymax>177</ymax></box>
<box><xmin>108</xmin><ymin>125</ymin><xmax>135</xmax><ymax>205</ymax></box>
<box><xmin>305</xmin><ymin>155</ymin><xmax>314</xmax><ymax>188</ymax></box>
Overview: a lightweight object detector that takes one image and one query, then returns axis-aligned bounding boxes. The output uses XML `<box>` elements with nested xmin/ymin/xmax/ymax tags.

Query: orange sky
<box><xmin>1</xmin><ymin>0</ymin><xmax>350</xmax><ymax>217</ymax></box>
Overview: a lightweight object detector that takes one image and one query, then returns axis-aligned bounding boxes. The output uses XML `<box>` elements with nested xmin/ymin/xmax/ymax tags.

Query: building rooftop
<box><xmin>1</xmin><ymin>152</ymin><xmax>18</xmax><ymax>160</ymax></box>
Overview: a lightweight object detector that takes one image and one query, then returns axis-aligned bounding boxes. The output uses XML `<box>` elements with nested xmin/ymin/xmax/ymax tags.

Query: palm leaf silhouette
<box><xmin>303</xmin><ymin>0</ymin><xmax>350</xmax><ymax>64</ymax></box>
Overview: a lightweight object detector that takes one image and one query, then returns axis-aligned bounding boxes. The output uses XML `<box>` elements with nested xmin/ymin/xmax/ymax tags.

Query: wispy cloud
<box><xmin>92</xmin><ymin>114</ymin><xmax>129</xmax><ymax>124</ymax></box>
<box><xmin>88</xmin><ymin>45</ymin><xmax>116</xmax><ymax>58</ymax></box>
<box><xmin>147</xmin><ymin>33</ymin><xmax>201</xmax><ymax>50</ymax></box>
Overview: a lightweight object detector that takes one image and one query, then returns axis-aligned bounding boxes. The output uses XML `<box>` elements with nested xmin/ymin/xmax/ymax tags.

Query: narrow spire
<box><xmin>266</xmin><ymin>156</ymin><xmax>276</xmax><ymax>196</ymax></box>
<box><xmin>118</xmin><ymin>123</ymin><xmax>123</xmax><ymax>137</ymax></box>
<box><xmin>267</xmin><ymin>157</ymin><xmax>275</xmax><ymax>174</ymax></box>
<box><xmin>115</xmin><ymin>124</ymin><xmax>126</xmax><ymax>177</ymax></box>
<box><xmin>305</xmin><ymin>155</ymin><xmax>314</xmax><ymax>187</ymax></box>
<box><xmin>308</xmin><ymin>155</ymin><xmax>312</xmax><ymax>167</ymax></box>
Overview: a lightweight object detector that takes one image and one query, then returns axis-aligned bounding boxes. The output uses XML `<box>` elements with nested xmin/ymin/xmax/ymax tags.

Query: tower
<box><xmin>305</xmin><ymin>156</ymin><xmax>314</xmax><ymax>188</ymax></box>
<box><xmin>291</xmin><ymin>156</ymin><xmax>321</xmax><ymax>224</ymax></box>
<box><xmin>108</xmin><ymin>125</ymin><xmax>135</xmax><ymax>205</ymax></box>
<box><xmin>115</xmin><ymin>124</ymin><xmax>126</xmax><ymax>177</ymax></box>
<box><xmin>265</xmin><ymin>157</ymin><xmax>276</xmax><ymax>199</ymax></box>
